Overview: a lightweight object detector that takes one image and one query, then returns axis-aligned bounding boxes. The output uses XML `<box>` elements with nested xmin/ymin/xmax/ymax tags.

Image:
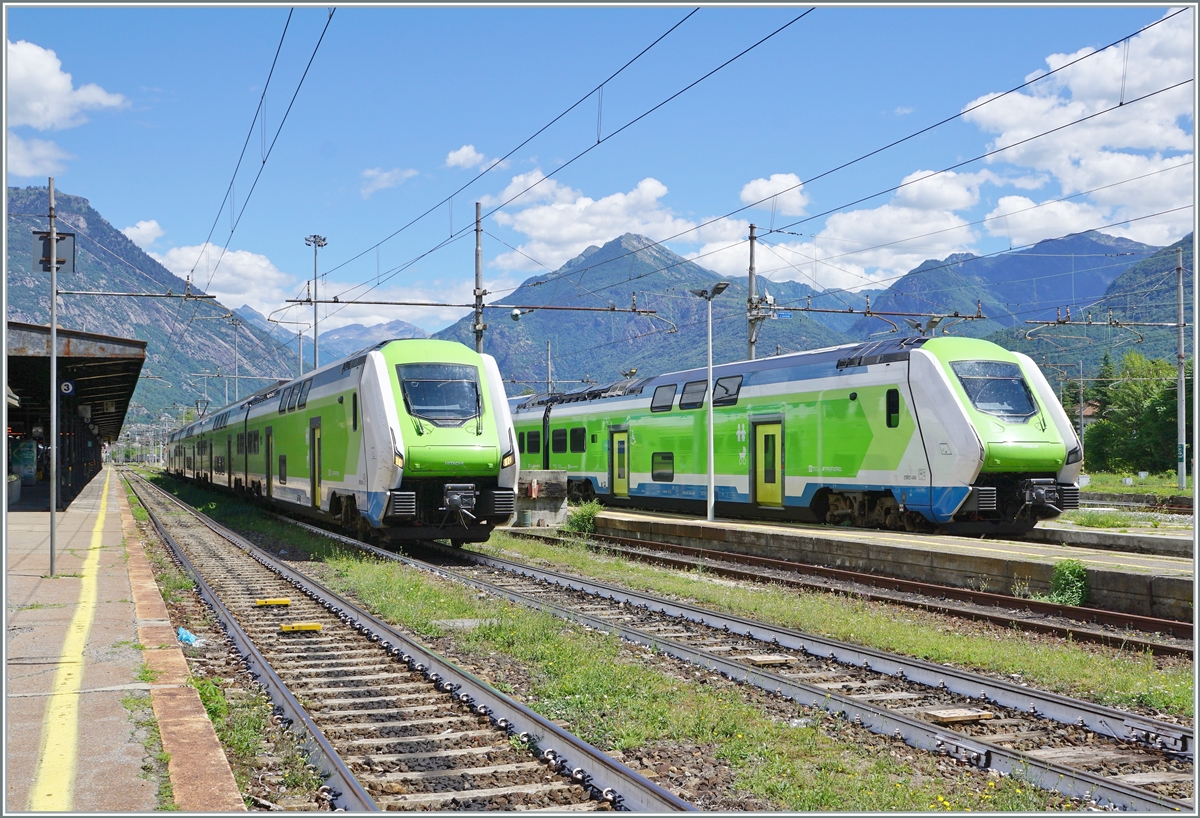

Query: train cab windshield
<box><xmin>950</xmin><ymin>361</ymin><xmax>1038</xmax><ymax>420</ymax></box>
<box><xmin>396</xmin><ymin>363</ymin><xmax>481</xmax><ymax>426</ymax></box>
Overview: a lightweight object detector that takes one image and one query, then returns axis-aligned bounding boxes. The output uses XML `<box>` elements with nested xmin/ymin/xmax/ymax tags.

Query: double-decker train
<box><xmin>511</xmin><ymin>336</ymin><xmax>1081</xmax><ymax>535</ymax></box>
<box><xmin>167</xmin><ymin>339</ymin><xmax>518</xmax><ymax>545</ymax></box>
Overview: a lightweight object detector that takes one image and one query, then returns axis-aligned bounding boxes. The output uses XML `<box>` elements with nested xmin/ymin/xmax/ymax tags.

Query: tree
<box><xmin>1082</xmin><ymin>351</ymin><xmax>1191</xmax><ymax>473</ymax></box>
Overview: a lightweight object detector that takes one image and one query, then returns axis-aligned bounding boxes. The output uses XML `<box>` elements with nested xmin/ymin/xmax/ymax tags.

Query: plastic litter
<box><xmin>176</xmin><ymin>626</ymin><xmax>203</xmax><ymax>646</ymax></box>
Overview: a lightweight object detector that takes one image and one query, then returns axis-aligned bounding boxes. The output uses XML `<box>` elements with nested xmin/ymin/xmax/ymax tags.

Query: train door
<box><xmin>265</xmin><ymin>429</ymin><xmax>273</xmax><ymax>499</ymax></box>
<box><xmin>310</xmin><ymin>419</ymin><xmax>322</xmax><ymax>509</ymax></box>
<box><xmin>207</xmin><ymin>436</ymin><xmax>213</xmax><ymax>483</ymax></box>
<box><xmin>541</xmin><ymin>405</ymin><xmax>552</xmax><ymax>470</ymax></box>
<box><xmin>754</xmin><ymin>423</ymin><xmax>783</xmax><ymax>507</ymax></box>
<box><xmin>611</xmin><ymin>431</ymin><xmax>629</xmax><ymax>498</ymax></box>
<box><xmin>226</xmin><ymin>436</ymin><xmax>232</xmax><ymax>488</ymax></box>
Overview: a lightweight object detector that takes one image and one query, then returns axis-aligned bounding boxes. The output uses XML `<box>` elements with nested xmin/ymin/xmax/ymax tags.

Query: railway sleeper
<box><xmin>372</xmin><ymin>780</ymin><xmax>590</xmax><ymax>809</ymax></box>
<box><xmin>346</xmin><ymin>745</ymin><xmax>518</xmax><ymax>772</ymax></box>
<box><xmin>364</xmin><ymin>760</ymin><xmax>550</xmax><ymax>789</ymax></box>
<box><xmin>323</xmin><ymin>715</ymin><xmax>487</xmax><ymax>738</ymax></box>
<box><xmin>341</xmin><ymin>730</ymin><xmax>500</xmax><ymax>753</ymax></box>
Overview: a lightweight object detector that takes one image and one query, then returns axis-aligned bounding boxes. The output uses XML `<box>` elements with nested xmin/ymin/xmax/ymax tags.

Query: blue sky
<box><xmin>5</xmin><ymin>5</ymin><xmax>1195</xmax><ymax>334</ymax></box>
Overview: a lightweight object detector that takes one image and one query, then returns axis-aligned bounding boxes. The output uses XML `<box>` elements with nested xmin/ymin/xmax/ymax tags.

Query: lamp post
<box><xmin>689</xmin><ymin>281</ymin><xmax>730</xmax><ymax>522</ymax></box>
<box><xmin>305</xmin><ymin>235</ymin><xmax>327</xmax><ymax>369</ymax></box>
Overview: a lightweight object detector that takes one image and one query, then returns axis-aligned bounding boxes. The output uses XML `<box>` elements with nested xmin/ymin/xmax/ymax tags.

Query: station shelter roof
<box><xmin>6</xmin><ymin>321</ymin><xmax>146</xmax><ymax>442</ymax></box>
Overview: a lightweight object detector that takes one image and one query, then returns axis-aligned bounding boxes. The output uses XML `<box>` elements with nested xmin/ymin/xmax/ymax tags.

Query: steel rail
<box><xmin>123</xmin><ymin>472</ymin><xmax>379</xmax><ymax>811</ymax></box>
<box><xmin>443</xmin><ymin>543</ymin><xmax>1193</xmax><ymax>758</ymax></box>
<box><xmin>291</xmin><ymin>524</ymin><xmax>1190</xmax><ymax>812</ymax></box>
<box><xmin>256</xmin><ymin>512</ymin><xmax>1193</xmax><ymax>811</ymax></box>
<box><xmin>133</xmin><ymin>474</ymin><xmax>694</xmax><ymax>813</ymax></box>
<box><xmin>517</xmin><ymin>530</ymin><xmax>1193</xmax><ymax>655</ymax></box>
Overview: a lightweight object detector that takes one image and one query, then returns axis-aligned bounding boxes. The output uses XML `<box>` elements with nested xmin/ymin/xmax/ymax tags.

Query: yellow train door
<box><xmin>755</xmin><ymin>423</ymin><xmax>783</xmax><ymax>507</ymax></box>
<box><xmin>611</xmin><ymin>431</ymin><xmax>629</xmax><ymax>498</ymax></box>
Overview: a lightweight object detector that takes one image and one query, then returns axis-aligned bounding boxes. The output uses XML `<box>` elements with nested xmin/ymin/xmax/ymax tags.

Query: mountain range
<box><xmin>6</xmin><ymin>185</ymin><xmax>1191</xmax><ymax>423</ymax></box>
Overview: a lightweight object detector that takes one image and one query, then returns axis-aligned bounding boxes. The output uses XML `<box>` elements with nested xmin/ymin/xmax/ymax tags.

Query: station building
<box><xmin>6</xmin><ymin>321</ymin><xmax>145</xmax><ymax>509</ymax></box>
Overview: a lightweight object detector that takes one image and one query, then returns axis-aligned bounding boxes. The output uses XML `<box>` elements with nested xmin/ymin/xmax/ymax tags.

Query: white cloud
<box><xmin>894</xmin><ymin>169</ymin><xmax>998</xmax><ymax>211</ymax></box>
<box><xmin>122</xmin><ymin>219</ymin><xmax>164</xmax><ymax>248</ymax></box>
<box><xmin>489</xmin><ymin>175</ymin><xmax>696</xmax><ymax>271</ymax></box>
<box><xmin>446</xmin><ymin>144</ymin><xmax>486</xmax><ymax>168</ymax></box>
<box><xmin>894</xmin><ymin>106</ymin><xmax>914</xmax><ymax>116</ymax></box>
<box><xmin>6</xmin><ymin>39</ymin><xmax>127</xmax><ymax>130</ymax></box>
<box><xmin>151</xmin><ymin>243</ymin><xmax>296</xmax><ymax>318</ymax></box>
<box><xmin>6</xmin><ymin>131</ymin><xmax>73</xmax><ymax>176</ymax></box>
<box><xmin>739</xmin><ymin>173</ymin><xmax>809</xmax><ymax>217</ymax></box>
<box><xmin>962</xmin><ymin>8</ymin><xmax>1193</xmax><ymax>245</ymax></box>
<box><xmin>360</xmin><ymin>167</ymin><xmax>418</xmax><ymax>198</ymax></box>
<box><xmin>445</xmin><ymin>143</ymin><xmax>508</xmax><ymax>171</ymax></box>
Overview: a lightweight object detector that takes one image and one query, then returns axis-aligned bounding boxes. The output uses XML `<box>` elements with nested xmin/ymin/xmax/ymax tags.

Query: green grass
<box><xmin>190</xmin><ymin>675</ymin><xmax>322</xmax><ymax>804</ymax></box>
<box><xmin>1080</xmin><ymin>471</ymin><xmax>1193</xmax><ymax>496</ymax></box>
<box><xmin>481</xmin><ymin>533</ymin><xmax>1193</xmax><ymax>717</ymax></box>
<box><xmin>124</xmin><ymin>480</ymin><xmax>150</xmax><ymax>522</ymax></box>
<box><xmin>120</xmin><ymin>692</ymin><xmax>178</xmax><ymax>810</ymax></box>
<box><xmin>316</xmin><ymin>551</ymin><xmax>1067</xmax><ymax>810</ymax></box>
<box><xmin>1058</xmin><ymin>508</ymin><xmax>1189</xmax><ymax>531</ymax></box>
<box><xmin>136</xmin><ymin>663</ymin><xmax>161</xmax><ymax>684</ymax></box>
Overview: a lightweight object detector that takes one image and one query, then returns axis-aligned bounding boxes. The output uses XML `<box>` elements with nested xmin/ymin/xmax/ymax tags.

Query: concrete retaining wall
<box><xmin>595</xmin><ymin>513</ymin><xmax>1193</xmax><ymax>622</ymax></box>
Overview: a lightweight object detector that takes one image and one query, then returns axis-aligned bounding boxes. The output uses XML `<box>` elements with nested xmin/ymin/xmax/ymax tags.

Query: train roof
<box><xmin>511</xmin><ymin>336</ymin><xmax>931</xmax><ymax>411</ymax></box>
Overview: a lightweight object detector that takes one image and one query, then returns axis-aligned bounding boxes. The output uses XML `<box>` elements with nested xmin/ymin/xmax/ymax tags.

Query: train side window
<box><xmin>287</xmin><ymin>385</ymin><xmax>302</xmax><ymax>412</ymax></box>
<box><xmin>713</xmin><ymin>375</ymin><xmax>743</xmax><ymax>407</ymax></box>
<box><xmin>237</xmin><ymin>433</ymin><xmax>245</xmax><ymax>454</ymax></box>
<box><xmin>650</xmin><ymin>384</ymin><xmax>677</xmax><ymax>412</ymax></box>
<box><xmin>569</xmin><ymin>427</ymin><xmax>586</xmax><ymax>453</ymax></box>
<box><xmin>278</xmin><ymin>387</ymin><xmax>292</xmax><ymax>413</ymax></box>
<box><xmin>279</xmin><ymin>455</ymin><xmax>287</xmax><ymax>484</ymax></box>
<box><xmin>352</xmin><ymin>392</ymin><xmax>358</xmax><ymax>431</ymax></box>
<box><xmin>551</xmin><ymin>428</ymin><xmax>567</xmax><ymax>453</ymax></box>
<box><xmin>518</xmin><ymin>431</ymin><xmax>526</xmax><ymax>453</ymax></box>
<box><xmin>527</xmin><ymin>431</ymin><xmax>541</xmax><ymax>454</ymax></box>
<box><xmin>886</xmin><ymin>388</ymin><xmax>900</xmax><ymax>428</ymax></box>
<box><xmin>651</xmin><ymin>452</ymin><xmax>674</xmax><ymax>482</ymax></box>
<box><xmin>296</xmin><ymin>379</ymin><xmax>312</xmax><ymax>409</ymax></box>
<box><xmin>679</xmin><ymin>380</ymin><xmax>707</xmax><ymax>410</ymax></box>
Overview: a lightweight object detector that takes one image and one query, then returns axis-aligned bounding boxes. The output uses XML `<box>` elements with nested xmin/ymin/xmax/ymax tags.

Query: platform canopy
<box><xmin>7</xmin><ymin>321</ymin><xmax>146</xmax><ymax>442</ymax></box>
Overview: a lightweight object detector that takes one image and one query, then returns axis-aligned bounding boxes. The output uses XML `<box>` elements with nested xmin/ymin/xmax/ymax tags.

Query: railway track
<box><xmin>261</xmin><ymin>514</ymin><xmax>1193</xmax><ymax>812</ymax></box>
<box><xmin>512</xmin><ymin>530</ymin><xmax>1193</xmax><ymax>656</ymax></box>
<box><xmin>123</xmin><ymin>471</ymin><xmax>693</xmax><ymax>812</ymax></box>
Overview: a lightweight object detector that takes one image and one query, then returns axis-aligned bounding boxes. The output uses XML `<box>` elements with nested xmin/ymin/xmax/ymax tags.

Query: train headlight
<box><xmin>394</xmin><ymin>451</ymin><xmax>404</xmax><ymax>469</ymax></box>
<box><xmin>501</xmin><ymin>451</ymin><xmax>516</xmax><ymax>468</ymax></box>
<box><xmin>1065</xmin><ymin>446</ymin><xmax>1082</xmax><ymax>465</ymax></box>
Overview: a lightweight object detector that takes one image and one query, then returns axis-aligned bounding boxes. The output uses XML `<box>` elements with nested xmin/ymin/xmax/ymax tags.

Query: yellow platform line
<box><xmin>28</xmin><ymin>468</ymin><xmax>111</xmax><ymax>811</ymax></box>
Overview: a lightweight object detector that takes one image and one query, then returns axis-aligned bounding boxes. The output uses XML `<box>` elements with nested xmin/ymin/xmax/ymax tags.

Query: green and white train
<box><xmin>510</xmin><ymin>336</ymin><xmax>1081</xmax><ymax>535</ymax></box>
<box><xmin>167</xmin><ymin>339</ymin><xmax>518</xmax><ymax>545</ymax></box>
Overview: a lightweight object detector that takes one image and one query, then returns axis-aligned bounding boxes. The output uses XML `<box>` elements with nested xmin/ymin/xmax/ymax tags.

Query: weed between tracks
<box><xmin>485</xmin><ymin>533</ymin><xmax>1193</xmax><ymax>718</ymax></box>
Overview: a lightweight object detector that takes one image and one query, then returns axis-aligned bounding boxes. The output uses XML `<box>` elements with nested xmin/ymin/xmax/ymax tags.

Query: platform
<box><xmin>595</xmin><ymin>510</ymin><xmax>1195</xmax><ymax>622</ymax></box>
<box><xmin>5</xmin><ymin>466</ymin><xmax>242</xmax><ymax>812</ymax></box>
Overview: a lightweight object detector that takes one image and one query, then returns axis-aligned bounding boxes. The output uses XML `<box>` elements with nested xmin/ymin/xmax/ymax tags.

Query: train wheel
<box><xmin>450</xmin><ymin>539</ymin><xmax>465</xmax><ymax>549</ymax></box>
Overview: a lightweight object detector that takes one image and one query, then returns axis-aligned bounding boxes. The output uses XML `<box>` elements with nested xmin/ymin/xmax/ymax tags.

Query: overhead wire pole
<box><xmin>474</xmin><ymin>202</ymin><xmax>485</xmax><ymax>353</ymax></box>
<box><xmin>48</xmin><ymin>177</ymin><xmax>59</xmax><ymax>577</ymax></box>
<box><xmin>747</xmin><ymin>223</ymin><xmax>758</xmax><ymax>360</ymax></box>
<box><xmin>1176</xmin><ymin>246</ymin><xmax>1186</xmax><ymax>490</ymax></box>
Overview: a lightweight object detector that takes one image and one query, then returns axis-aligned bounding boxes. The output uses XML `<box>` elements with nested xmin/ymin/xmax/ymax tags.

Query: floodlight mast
<box><xmin>689</xmin><ymin>282</ymin><xmax>729</xmax><ymax>522</ymax></box>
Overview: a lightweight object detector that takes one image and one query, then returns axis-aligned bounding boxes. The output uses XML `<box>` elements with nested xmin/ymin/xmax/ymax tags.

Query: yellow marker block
<box><xmin>255</xmin><ymin>598</ymin><xmax>291</xmax><ymax>606</ymax></box>
<box><xmin>280</xmin><ymin>622</ymin><xmax>323</xmax><ymax>632</ymax></box>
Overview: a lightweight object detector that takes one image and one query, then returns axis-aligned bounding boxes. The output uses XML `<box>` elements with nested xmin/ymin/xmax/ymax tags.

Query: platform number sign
<box><xmin>59</xmin><ymin>381</ymin><xmax>75</xmax><ymax>396</ymax></box>
<box><xmin>33</xmin><ymin>232</ymin><xmax>76</xmax><ymax>274</ymax></box>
